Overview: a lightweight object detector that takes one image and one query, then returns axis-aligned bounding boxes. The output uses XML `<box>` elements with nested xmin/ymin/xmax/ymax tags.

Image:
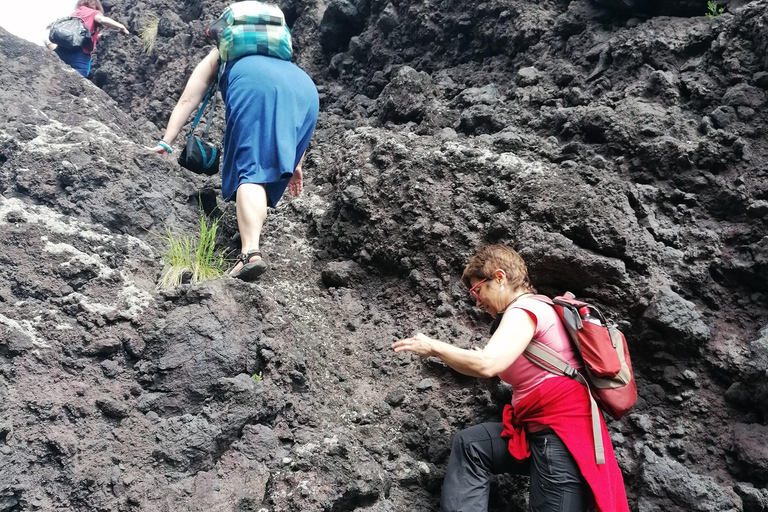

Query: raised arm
<box><xmin>93</xmin><ymin>13</ymin><xmax>130</xmax><ymax>34</ymax></box>
<box><xmin>392</xmin><ymin>308</ymin><xmax>536</xmax><ymax>378</ymax></box>
<box><xmin>151</xmin><ymin>49</ymin><xmax>220</xmax><ymax>154</ymax></box>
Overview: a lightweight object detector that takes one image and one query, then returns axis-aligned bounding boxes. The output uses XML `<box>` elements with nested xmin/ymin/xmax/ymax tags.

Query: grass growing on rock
<box><xmin>706</xmin><ymin>1</ymin><xmax>725</xmax><ymax>19</ymax></box>
<box><xmin>156</xmin><ymin>213</ymin><xmax>229</xmax><ymax>289</ymax></box>
<box><xmin>140</xmin><ymin>15</ymin><xmax>159</xmax><ymax>54</ymax></box>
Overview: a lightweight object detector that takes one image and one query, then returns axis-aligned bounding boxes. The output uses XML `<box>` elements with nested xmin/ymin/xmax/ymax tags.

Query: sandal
<box><xmin>230</xmin><ymin>250</ymin><xmax>268</xmax><ymax>281</ymax></box>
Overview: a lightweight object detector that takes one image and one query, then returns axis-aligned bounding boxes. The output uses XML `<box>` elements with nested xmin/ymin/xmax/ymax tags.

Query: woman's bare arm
<box><xmin>392</xmin><ymin>308</ymin><xmax>536</xmax><ymax>378</ymax></box>
<box><xmin>93</xmin><ymin>13</ymin><xmax>129</xmax><ymax>34</ymax></box>
<box><xmin>156</xmin><ymin>49</ymin><xmax>220</xmax><ymax>149</ymax></box>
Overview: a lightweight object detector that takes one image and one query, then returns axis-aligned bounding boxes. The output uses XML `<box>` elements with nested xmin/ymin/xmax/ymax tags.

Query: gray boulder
<box><xmin>643</xmin><ymin>287</ymin><xmax>711</xmax><ymax>350</ymax></box>
<box><xmin>377</xmin><ymin>66</ymin><xmax>435</xmax><ymax>124</ymax></box>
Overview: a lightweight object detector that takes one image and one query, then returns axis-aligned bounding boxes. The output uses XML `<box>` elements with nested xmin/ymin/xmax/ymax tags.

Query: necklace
<box><xmin>490</xmin><ymin>292</ymin><xmax>533</xmax><ymax>335</ymax></box>
<box><xmin>503</xmin><ymin>291</ymin><xmax>533</xmax><ymax>312</ymax></box>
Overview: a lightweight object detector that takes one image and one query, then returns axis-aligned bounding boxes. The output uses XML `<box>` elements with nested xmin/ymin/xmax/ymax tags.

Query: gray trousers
<box><xmin>440</xmin><ymin>422</ymin><xmax>588</xmax><ymax>512</ymax></box>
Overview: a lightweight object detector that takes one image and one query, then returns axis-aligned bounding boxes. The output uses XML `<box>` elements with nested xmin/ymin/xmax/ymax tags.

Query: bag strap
<box><xmin>188</xmin><ymin>64</ymin><xmax>220</xmax><ymax>139</ymax></box>
<box><xmin>202</xmin><ymin>84</ymin><xmax>218</xmax><ymax>139</ymax></box>
<box><xmin>527</xmin><ymin>294</ymin><xmax>553</xmax><ymax>306</ymax></box>
<box><xmin>524</xmin><ymin>340</ymin><xmax>606</xmax><ymax>465</ymax></box>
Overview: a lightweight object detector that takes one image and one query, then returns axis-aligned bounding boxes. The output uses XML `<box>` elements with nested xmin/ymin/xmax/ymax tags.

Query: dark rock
<box><xmin>4</xmin><ymin>330</ymin><xmax>34</xmax><ymax>355</ymax></box>
<box><xmin>385</xmin><ymin>388</ymin><xmax>406</xmax><ymax>407</ymax></box>
<box><xmin>734</xmin><ymin>482</ymin><xmax>766</xmax><ymax>512</ymax></box>
<box><xmin>157</xmin><ymin>11</ymin><xmax>185</xmax><ymax>38</ymax></box>
<box><xmin>137</xmin><ymin>393</ymin><xmax>163</xmax><ymax>413</ymax></box>
<box><xmin>153</xmin><ymin>414</ymin><xmax>220</xmax><ymax>470</ymax></box>
<box><xmin>376</xmin><ymin>66</ymin><xmax>435</xmax><ymax>124</ymax></box>
<box><xmin>321</xmin><ymin>260</ymin><xmax>364</xmax><ymax>288</ymax></box>
<box><xmin>640</xmin><ymin>446</ymin><xmax>741</xmax><ymax>511</ymax></box>
<box><xmin>1</xmin><ymin>0</ymin><xmax>768</xmax><ymax>508</ymax></box>
<box><xmin>640</xmin><ymin>383</ymin><xmax>666</xmax><ymax>407</ymax></box>
<box><xmin>451</xmin><ymin>84</ymin><xmax>500</xmax><ymax>108</ymax></box>
<box><xmin>710</xmin><ymin>106</ymin><xmax>738</xmax><ymax>128</ymax></box>
<box><xmin>724</xmin><ymin>382</ymin><xmax>752</xmax><ymax>408</ymax></box>
<box><xmin>101</xmin><ymin>359</ymin><xmax>120</xmax><ymax>378</ymax></box>
<box><xmin>723</xmin><ymin>84</ymin><xmax>766</xmax><ymax>108</ymax></box>
<box><xmin>733</xmin><ymin>423</ymin><xmax>768</xmax><ymax>485</ymax></box>
<box><xmin>643</xmin><ymin>288</ymin><xmax>711</xmax><ymax>350</ymax></box>
<box><xmin>122</xmin><ymin>336</ymin><xmax>145</xmax><ymax>359</ymax></box>
<box><xmin>217</xmin><ymin>373</ymin><xmax>258</xmax><ymax>395</ymax></box>
<box><xmin>593</xmin><ymin>0</ymin><xmax>706</xmax><ymax>16</ymax></box>
<box><xmin>239</xmin><ymin>424</ymin><xmax>279</xmax><ymax>462</ymax></box>
<box><xmin>749</xmin><ymin>325</ymin><xmax>768</xmax><ymax>375</ymax></box>
<box><xmin>319</xmin><ymin>0</ymin><xmax>369</xmax><ymax>54</ymax></box>
<box><xmin>82</xmin><ymin>337</ymin><xmax>122</xmax><ymax>357</ymax></box>
<box><xmin>416</xmin><ymin>379</ymin><xmax>434</xmax><ymax>391</ymax></box>
<box><xmin>3</xmin><ymin>210</ymin><xmax>25</xmax><ymax>223</ymax></box>
<box><xmin>458</xmin><ymin>105</ymin><xmax>505</xmax><ymax>135</ymax></box>
<box><xmin>755</xmin><ymin>72</ymin><xmax>768</xmax><ymax>90</ymax></box>
<box><xmin>516</xmin><ymin>67</ymin><xmax>539</xmax><ymax>86</ymax></box>
<box><xmin>96</xmin><ymin>397</ymin><xmax>129</xmax><ymax>419</ymax></box>
<box><xmin>377</xmin><ymin>2</ymin><xmax>399</xmax><ymax>34</ymax></box>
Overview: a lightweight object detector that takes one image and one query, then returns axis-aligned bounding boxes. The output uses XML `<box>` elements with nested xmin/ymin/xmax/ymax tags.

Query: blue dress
<box><xmin>219</xmin><ymin>55</ymin><xmax>319</xmax><ymax>207</ymax></box>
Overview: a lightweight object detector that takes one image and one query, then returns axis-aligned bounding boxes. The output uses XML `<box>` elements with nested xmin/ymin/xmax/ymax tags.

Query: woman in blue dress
<box><xmin>152</xmin><ymin>48</ymin><xmax>320</xmax><ymax>280</ymax></box>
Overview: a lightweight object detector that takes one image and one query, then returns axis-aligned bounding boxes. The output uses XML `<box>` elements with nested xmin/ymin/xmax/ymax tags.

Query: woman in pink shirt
<box><xmin>392</xmin><ymin>245</ymin><xmax>629</xmax><ymax>512</ymax></box>
<box><xmin>49</xmin><ymin>0</ymin><xmax>129</xmax><ymax>77</ymax></box>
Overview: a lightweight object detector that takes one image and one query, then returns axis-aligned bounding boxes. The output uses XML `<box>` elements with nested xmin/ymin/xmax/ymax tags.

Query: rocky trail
<box><xmin>1</xmin><ymin>0</ymin><xmax>768</xmax><ymax>510</ymax></box>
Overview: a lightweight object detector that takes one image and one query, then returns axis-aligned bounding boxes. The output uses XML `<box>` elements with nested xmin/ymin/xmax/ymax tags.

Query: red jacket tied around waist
<box><xmin>501</xmin><ymin>376</ymin><xmax>629</xmax><ymax>512</ymax></box>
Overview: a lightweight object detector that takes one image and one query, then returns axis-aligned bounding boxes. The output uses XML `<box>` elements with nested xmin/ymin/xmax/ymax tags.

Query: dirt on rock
<box><xmin>1</xmin><ymin>0</ymin><xmax>768</xmax><ymax>510</ymax></box>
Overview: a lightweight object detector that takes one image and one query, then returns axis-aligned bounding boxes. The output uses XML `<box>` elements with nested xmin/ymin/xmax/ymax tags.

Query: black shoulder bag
<box><xmin>49</xmin><ymin>16</ymin><xmax>92</xmax><ymax>50</ymax></box>
<box><xmin>178</xmin><ymin>73</ymin><xmax>221</xmax><ymax>175</ymax></box>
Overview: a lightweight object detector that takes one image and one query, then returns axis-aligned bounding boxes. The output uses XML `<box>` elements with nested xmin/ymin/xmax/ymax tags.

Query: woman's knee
<box><xmin>449</xmin><ymin>423</ymin><xmax>499</xmax><ymax>468</ymax></box>
<box><xmin>452</xmin><ymin>424</ymin><xmax>485</xmax><ymax>453</ymax></box>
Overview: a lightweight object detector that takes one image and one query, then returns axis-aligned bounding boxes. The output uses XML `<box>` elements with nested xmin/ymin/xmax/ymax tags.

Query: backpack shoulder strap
<box><xmin>527</xmin><ymin>294</ymin><xmax>553</xmax><ymax>305</ymax></box>
<box><xmin>524</xmin><ymin>341</ymin><xmax>605</xmax><ymax>465</ymax></box>
<box><xmin>524</xmin><ymin>340</ymin><xmax>575</xmax><ymax>378</ymax></box>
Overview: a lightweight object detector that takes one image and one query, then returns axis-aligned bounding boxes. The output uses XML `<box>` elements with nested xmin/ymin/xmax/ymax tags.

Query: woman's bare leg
<box><xmin>230</xmin><ymin>183</ymin><xmax>268</xmax><ymax>274</ymax></box>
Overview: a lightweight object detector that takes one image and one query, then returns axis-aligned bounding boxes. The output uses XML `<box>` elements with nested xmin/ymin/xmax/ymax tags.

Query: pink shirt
<box><xmin>497</xmin><ymin>296</ymin><xmax>583</xmax><ymax>408</ymax></box>
<box><xmin>73</xmin><ymin>6</ymin><xmax>100</xmax><ymax>55</ymax></box>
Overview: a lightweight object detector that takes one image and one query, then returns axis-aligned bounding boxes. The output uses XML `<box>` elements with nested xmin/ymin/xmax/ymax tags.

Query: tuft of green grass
<box><xmin>155</xmin><ymin>213</ymin><xmax>229</xmax><ymax>289</ymax></box>
<box><xmin>706</xmin><ymin>1</ymin><xmax>724</xmax><ymax>19</ymax></box>
<box><xmin>140</xmin><ymin>15</ymin><xmax>159</xmax><ymax>54</ymax></box>
<box><xmin>251</xmin><ymin>372</ymin><xmax>263</xmax><ymax>381</ymax></box>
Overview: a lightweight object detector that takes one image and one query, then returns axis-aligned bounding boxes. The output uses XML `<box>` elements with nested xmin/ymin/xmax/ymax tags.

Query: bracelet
<box><xmin>157</xmin><ymin>141</ymin><xmax>173</xmax><ymax>153</ymax></box>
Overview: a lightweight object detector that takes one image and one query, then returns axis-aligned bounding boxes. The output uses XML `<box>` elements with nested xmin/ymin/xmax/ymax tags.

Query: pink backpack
<box><xmin>525</xmin><ymin>293</ymin><xmax>637</xmax><ymax>464</ymax></box>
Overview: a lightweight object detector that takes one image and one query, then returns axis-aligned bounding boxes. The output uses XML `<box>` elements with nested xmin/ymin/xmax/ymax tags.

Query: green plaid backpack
<box><xmin>206</xmin><ymin>1</ymin><xmax>292</xmax><ymax>61</ymax></box>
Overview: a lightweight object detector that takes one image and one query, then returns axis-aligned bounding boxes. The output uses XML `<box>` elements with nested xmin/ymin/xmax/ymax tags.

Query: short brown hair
<box><xmin>461</xmin><ymin>244</ymin><xmax>533</xmax><ymax>293</ymax></box>
<box><xmin>77</xmin><ymin>0</ymin><xmax>104</xmax><ymax>13</ymax></box>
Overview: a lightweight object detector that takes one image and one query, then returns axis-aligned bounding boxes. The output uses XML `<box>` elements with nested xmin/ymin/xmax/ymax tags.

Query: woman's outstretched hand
<box><xmin>392</xmin><ymin>333</ymin><xmax>436</xmax><ymax>357</ymax></box>
<box><xmin>147</xmin><ymin>146</ymin><xmax>170</xmax><ymax>160</ymax></box>
<box><xmin>288</xmin><ymin>167</ymin><xmax>303</xmax><ymax>197</ymax></box>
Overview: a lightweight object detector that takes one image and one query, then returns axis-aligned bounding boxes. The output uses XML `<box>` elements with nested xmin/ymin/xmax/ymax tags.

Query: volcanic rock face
<box><xmin>1</xmin><ymin>0</ymin><xmax>768</xmax><ymax>510</ymax></box>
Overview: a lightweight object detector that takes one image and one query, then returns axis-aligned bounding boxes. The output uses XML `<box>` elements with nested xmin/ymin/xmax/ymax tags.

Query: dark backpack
<box><xmin>177</xmin><ymin>78</ymin><xmax>221</xmax><ymax>175</ymax></box>
<box><xmin>49</xmin><ymin>16</ymin><xmax>92</xmax><ymax>51</ymax></box>
<box><xmin>524</xmin><ymin>293</ymin><xmax>637</xmax><ymax>464</ymax></box>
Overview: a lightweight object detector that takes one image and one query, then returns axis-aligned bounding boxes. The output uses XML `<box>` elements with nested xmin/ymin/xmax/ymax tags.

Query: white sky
<box><xmin>0</xmin><ymin>0</ymin><xmax>76</xmax><ymax>45</ymax></box>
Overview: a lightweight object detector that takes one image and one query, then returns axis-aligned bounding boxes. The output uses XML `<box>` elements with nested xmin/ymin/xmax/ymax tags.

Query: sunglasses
<box><xmin>469</xmin><ymin>278</ymin><xmax>488</xmax><ymax>299</ymax></box>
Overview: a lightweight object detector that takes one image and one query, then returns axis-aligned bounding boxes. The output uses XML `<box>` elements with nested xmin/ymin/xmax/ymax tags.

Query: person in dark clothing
<box><xmin>392</xmin><ymin>245</ymin><xmax>629</xmax><ymax>512</ymax></box>
<box><xmin>48</xmin><ymin>0</ymin><xmax>129</xmax><ymax>77</ymax></box>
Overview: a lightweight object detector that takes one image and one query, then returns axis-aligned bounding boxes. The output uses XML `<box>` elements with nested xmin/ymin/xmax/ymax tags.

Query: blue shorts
<box><xmin>54</xmin><ymin>47</ymin><xmax>92</xmax><ymax>77</ymax></box>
